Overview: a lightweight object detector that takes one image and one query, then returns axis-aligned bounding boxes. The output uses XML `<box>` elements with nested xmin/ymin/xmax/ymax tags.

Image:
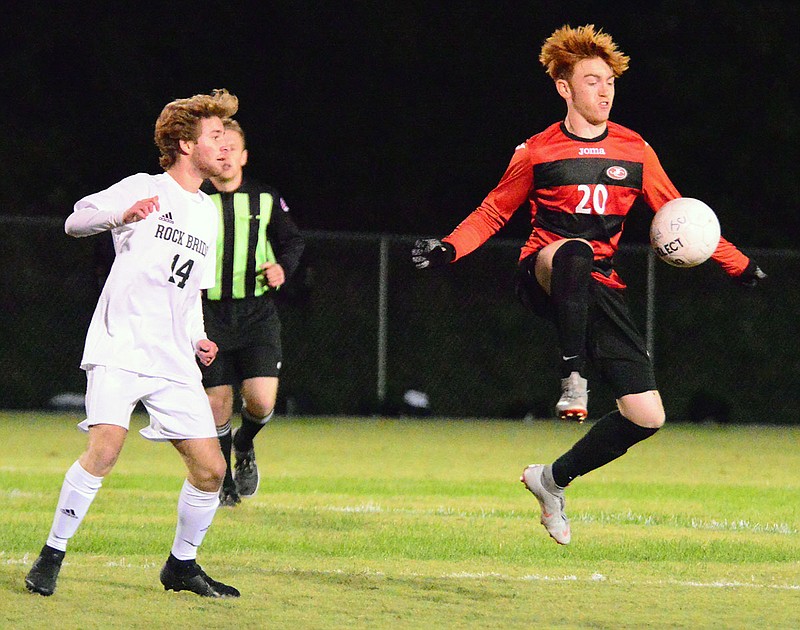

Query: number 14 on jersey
<box><xmin>169</xmin><ymin>254</ymin><xmax>194</xmax><ymax>288</ymax></box>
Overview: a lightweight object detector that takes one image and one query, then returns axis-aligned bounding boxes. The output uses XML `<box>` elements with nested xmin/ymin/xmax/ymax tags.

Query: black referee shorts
<box><xmin>515</xmin><ymin>254</ymin><xmax>657</xmax><ymax>399</ymax></box>
<box><xmin>200</xmin><ymin>296</ymin><xmax>283</xmax><ymax>388</ymax></box>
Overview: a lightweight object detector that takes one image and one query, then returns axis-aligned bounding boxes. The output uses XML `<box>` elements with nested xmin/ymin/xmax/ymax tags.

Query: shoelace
<box><xmin>237</xmin><ymin>454</ymin><xmax>255</xmax><ymax>471</ymax></box>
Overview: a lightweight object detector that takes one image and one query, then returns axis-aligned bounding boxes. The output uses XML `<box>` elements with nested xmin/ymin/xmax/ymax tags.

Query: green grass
<box><xmin>1</xmin><ymin>411</ymin><xmax>799</xmax><ymax>629</ymax></box>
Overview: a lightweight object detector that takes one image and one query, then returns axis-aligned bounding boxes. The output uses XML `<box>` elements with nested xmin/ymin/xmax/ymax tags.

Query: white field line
<box><xmin>2</xmin><ymin>488</ymin><xmax>39</xmax><ymax>498</ymax></box>
<box><xmin>7</xmin><ymin>491</ymin><xmax>792</xmax><ymax>534</ymax></box>
<box><xmin>288</xmin><ymin>502</ymin><xmax>798</xmax><ymax>535</ymax></box>
<box><xmin>7</xmin><ymin>488</ymin><xmax>794</xmax><ymax>534</ymax></box>
<box><xmin>453</xmin><ymin>572</ymin><xmax>800</xmax><ymax>591</ymax></box>
<box><xmin>265</xmin><ymin>567</ymin><xmax>800</xmax><ymax>591</ymax></box>
<box><xmin>582</xmin><ymin>510</ymin><xmax>797</xmax><ymax>535</ymax></box>
<box><xmin>4</xmin><ymin>553</ymin><xmax>799</xmax><ymax>591</ymax></box>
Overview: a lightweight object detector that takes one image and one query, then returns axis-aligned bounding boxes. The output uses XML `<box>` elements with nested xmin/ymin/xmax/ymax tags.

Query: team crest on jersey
<box><xmin>606</xmin><ymin>166</ymin><xmax>628</xmax><ymax>180</ymax></box>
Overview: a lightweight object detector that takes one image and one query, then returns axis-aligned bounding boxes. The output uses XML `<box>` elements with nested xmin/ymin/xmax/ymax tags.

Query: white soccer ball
<box><xmin>650</xmin><ymin>197</ymin><xmax>721</xmax><ymax>267</ymax></box>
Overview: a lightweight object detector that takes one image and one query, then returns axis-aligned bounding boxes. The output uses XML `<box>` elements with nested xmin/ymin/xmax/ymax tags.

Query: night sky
<box><xmin>3</xmin><ymin>1</ymin><xmax>798</xmax><ymax>247</ymax></box>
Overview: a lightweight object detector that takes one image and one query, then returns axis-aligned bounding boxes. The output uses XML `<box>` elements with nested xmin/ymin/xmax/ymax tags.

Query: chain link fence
<box><xmin>2</xmin><ymin>217</ymin><xmax>796</xmax><ymax>423</ymax></box>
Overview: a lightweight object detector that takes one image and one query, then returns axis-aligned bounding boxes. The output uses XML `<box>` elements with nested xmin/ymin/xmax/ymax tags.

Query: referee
<box><xmin>201</xmin><ymin>119</ymin><xmax>305</xmax><ymax>506</ymax></box>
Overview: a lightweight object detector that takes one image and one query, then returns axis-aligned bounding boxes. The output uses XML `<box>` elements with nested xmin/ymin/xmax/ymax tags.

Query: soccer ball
<box><xmin>650</xmin><ymin>197</ymin><xmax>721</xmax><ymax>267</ymax></box>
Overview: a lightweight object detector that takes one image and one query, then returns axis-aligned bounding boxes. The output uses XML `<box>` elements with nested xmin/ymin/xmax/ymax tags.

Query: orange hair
<box><xmin>540</xmin><ymin>24</ymin><xmax>630</xmax><ymax>81</ymax></box>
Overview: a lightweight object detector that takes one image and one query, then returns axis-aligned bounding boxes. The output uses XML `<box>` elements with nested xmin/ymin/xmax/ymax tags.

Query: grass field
<box><xmin>1</xmin><ymin>411</ymin><xmax>799</xmax><ymax>629</ymax></box>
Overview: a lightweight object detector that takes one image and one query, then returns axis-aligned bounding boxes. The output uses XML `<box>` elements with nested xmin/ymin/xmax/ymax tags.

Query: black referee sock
<box><xmin>550</xmin><ymin>410</ymin><xmax>659</xmax><ymax>487</ymax></box>
<box><xmin>234</xmin><ymin>408</ymin><xmax>274</xmax><ymax>452</ymax></box>
<box><xmin>216</xmin><ymin>421</ymin><xmax>233</xmax><ymax>484</ymax></box>
<box><xmin>550</xmin><ymin>240</ymin><xmax>594</xmax><ymax>378</ymax></box>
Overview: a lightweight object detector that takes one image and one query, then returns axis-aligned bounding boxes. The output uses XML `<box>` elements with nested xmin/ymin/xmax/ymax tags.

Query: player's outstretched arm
<box><xmin>411</xmin><ymin>239</ymin><xmax>456</xmax><ymax>270</ymax></box>
<box><xmin>66</xmin><ymin>196</ymin><xmax>160</xmax><ymax>237</ymax></box>
<box><xmin>709</xmin><ymin>235</ymin><xmax>767</xmax><ymax>290</ymax></box>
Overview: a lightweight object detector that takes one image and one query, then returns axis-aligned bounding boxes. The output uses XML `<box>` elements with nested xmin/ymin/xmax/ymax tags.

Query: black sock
<box><xmin>551</xmin><ymin>410</ymin><xmax>659</xmax><ymax>487</ymax></box>
<box><xmin>41</xmin><ymin>544</ymin><xmax>65</xmax><ymax>563</ymax></box>
<box><xmin>234</xmin><ymin>408</ymin><xmax>272</xmax><ymax>451</ymax></box>
<box><xmin>217</xmin><ymin>421</ymin><xmax>233</xmax><ymax>485</ymax></box>
<box><xmin>550</xmin><ymin>240</ymin><xmax>594</xmax><ymax>378</ymax></box>
<box><xmin>166</xmin><ymin>553</ymin><xmax>198</xmax><ymax>575</ymax></box>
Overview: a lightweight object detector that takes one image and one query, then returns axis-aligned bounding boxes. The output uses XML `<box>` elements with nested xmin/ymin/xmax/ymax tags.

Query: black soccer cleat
<box><xmin>233</xmin><ymin>429</ymin><xmax>260</xmax><ymax>498</ymax></box>
<box><xmin>25</xmin><ymin>545</ymin><xmax>66</xmax><ymax>596</ymax></box>
<box><xmin>160</xmin><ymin>559</ymin><xmax>240</xmax><ymax>598</ymax></box>
<box><xmin>219</xmin><ymin>479</ymin><xmax>241</xmax><ymax>507</ymax></box>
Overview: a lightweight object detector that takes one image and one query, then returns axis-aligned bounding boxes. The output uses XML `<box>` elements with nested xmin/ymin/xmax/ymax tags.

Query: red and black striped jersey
<box><xmin>443</xmin><ymin>121</ymin><xmax>750</xmax><ymax>289</ymax></box>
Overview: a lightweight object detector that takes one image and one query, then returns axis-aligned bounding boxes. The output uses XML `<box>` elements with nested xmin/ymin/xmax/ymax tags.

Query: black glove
<box><xmin>735</xmin><ymin>260</ymin><xmax>767</xmax><ymax>288</ymax></box>
<box><xmin>412</xmin><ymin>238</ymin><xmax>455</xmax><ymax>270</ymax></box>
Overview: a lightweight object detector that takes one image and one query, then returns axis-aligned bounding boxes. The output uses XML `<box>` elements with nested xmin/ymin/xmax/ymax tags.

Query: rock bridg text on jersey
<box><xmin>154</xmin><ymin>223</ymin><xmax>210</xmax><ymax>257</ymax></box>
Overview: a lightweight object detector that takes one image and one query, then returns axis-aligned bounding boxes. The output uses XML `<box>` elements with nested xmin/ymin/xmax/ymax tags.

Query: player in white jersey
<box><xmin>25</xmin><ymin>89</ymin><xmax>242</xmax><ymax>599</ymax></box>
<box><xmin>73</xmin><ymin>172</ymin><xmax>220</xmax><ymax>388</ymax></box>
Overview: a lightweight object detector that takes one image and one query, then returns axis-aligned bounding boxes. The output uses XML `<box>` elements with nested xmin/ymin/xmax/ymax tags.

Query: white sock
<box><xmin>46</xmin><ymin>461</ymin><xmax>104</xmax><ymax>552</ymax></box>
<box><xmin>171</xmin><ymin>480</ymin><xmax>219</xmax><ymax>560</ymax></box>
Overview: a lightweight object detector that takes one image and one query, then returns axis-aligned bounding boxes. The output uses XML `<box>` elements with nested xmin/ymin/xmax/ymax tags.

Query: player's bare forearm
<box><xmin>123</xmin><ymin>196</ymin><xmax>160</xmax><ymax>224</ymax></box>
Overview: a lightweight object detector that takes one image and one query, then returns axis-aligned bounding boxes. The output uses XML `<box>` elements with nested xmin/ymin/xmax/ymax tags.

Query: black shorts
<box><xmin>515</xmin><ymin>254</ymin><xmax>657</xmax><ymax>399</ymax></box>
<box><xmin>200</xmin><ymin>296</ymin><xmax>282</xmax><ymax>387</ymax></box>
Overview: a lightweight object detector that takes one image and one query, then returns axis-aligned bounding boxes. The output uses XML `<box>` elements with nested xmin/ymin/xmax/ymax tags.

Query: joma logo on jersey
<box><xmin>154</xmin><ymin>223</ymin><xmax>209</xmax><ymax>256</ymax></box>
<box><xmin>579</xmin><ymin>147</ymin><xmax>606</xmax><ymax>155</ymax></box>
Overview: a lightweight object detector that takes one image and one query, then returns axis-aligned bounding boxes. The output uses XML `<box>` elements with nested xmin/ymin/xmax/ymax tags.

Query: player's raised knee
<box><xmin>618</xmin><ymin>390</ymin><xmax>665</xmax><ymax>429</ymax></box>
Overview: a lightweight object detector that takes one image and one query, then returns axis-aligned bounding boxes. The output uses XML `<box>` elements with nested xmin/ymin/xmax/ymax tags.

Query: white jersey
<box><xmin>66</xmin><ymin>173</ymin><xmax>218</xmax><ymax>384</ymax></box>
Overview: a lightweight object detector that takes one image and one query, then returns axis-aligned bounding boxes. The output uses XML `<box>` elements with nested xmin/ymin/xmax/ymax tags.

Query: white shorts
<box><xmin>78</xmin><ymin>365</ymin><xmax>216</xmax><ymax>442</ymax></box>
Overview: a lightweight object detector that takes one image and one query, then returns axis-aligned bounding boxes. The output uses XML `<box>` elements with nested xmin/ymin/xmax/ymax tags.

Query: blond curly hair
<box><xmin>154</xmin><ymin>89</ymin><xmax>239</xmax><ymax>170</ymax></box>
<box><xmin>223</xmin><ymin>118</ymin><xmax>246</xmax><ymax>149</ymax></box>
<box><xmin>539</xmin><ymin>24</ymin><xmax>630</xmax><ymax>81</ymax></box>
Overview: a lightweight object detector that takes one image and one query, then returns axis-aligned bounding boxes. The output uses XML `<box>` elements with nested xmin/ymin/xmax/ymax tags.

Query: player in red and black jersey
<box><xmin>412</xmin><ymin>24</ymin><xmax>765</xmax><ymax>545</ymax></box>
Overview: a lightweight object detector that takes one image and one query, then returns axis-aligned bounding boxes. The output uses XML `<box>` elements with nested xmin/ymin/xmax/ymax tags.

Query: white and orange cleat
<box><xmin>520</xmin><ymin>464</ymin><xmax>571</xmax><ymax>545</ymax></box>
<box><xmin>555</xmin><ymin>372</ymin><xmax>588</xmax><ymax>422</ymax></box>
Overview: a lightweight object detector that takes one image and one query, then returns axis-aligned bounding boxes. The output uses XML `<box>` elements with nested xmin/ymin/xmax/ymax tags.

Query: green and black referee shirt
<box><xmin>201</xmin><ymin>176</ymin><xmax>305</xmax><ymax>300</ymax></box>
